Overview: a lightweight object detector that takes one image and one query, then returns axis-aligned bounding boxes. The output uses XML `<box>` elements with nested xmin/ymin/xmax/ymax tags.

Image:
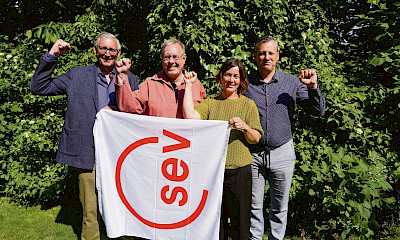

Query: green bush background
<box><xmin>0</xmin><ymin>0</ymin><xmax>399</xmax><ymax>239</ymax></box>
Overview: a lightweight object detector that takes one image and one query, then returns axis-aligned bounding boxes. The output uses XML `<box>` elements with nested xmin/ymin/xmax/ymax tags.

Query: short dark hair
<box><xmin>254</xmin><ymin>36</ymin><xmax>279</xmax><ymax>52</ymax></box>
<box><xmin>215</xmin><ymin>58</ymin><xmax>248</xmax><ymax>95</ymax></box>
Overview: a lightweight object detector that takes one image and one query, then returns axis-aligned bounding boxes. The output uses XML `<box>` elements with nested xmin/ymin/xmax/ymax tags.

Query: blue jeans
<box><xmin>249</xmin><ymin>139</ymin><xmax>296</xmax><ymax>240</ymax></box>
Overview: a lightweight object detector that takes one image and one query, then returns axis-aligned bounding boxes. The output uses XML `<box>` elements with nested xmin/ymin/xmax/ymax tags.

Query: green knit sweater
<box><xmin>195</xmin><ymin>95</ymin><xmax>263</xmax><ymax>169</ymax></box>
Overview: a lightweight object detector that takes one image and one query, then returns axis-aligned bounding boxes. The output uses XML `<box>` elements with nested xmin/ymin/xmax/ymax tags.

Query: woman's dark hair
<box><xmin>215</xmin><ymin>58</ymin><xmax>248</xmax><ymax>95</ymax></box>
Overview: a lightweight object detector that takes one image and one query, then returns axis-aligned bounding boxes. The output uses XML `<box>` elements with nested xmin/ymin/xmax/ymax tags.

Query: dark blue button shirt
<box><xmin>244</xmin><ymin>70</ymin><xmax>325</xmax><ymax>149</ymax></box>
<box><xmin>96</xmin><ymin>65</ymin><xmax>117</xmax><ymax>110</ymax></box>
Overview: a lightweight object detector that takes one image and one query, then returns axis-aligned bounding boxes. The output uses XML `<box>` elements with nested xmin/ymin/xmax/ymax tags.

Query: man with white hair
<box><xmin>30</xmin><ymin>32</ymin><xmax>139</xmax><ymax>240</ymax></box>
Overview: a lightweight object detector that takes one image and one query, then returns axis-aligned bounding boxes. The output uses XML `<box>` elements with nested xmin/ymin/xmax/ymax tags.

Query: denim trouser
<box><xmin>249</xmin><ymin>139</ymin><xmax>296</xmax><ymax>240</ymax></box>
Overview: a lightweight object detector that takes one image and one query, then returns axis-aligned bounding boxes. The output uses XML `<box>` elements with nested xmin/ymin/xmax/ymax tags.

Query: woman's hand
<box><xmin>182</xmin><ymin>70</ymin><xmax>201</xmax><ymax>120</ymax></box>
<box><xmin>184</xmin><ymin>70</ymin><xmax>197</xmax><ymax>85</ymax></box>
<box><xmin>229</xmin><ymin>117</ymin><xmax>250</xmax><ymax>131</ymax></box>
<box><xmin>229</xmin><ymin>117</ymin><xmax>261</xmax><ymax>144</ymax></box>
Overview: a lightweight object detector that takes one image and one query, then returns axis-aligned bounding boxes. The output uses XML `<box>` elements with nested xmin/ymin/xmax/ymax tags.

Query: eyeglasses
<box><xmin>161</xmin><ymin>54</ymin><xmax>185</xmax><ymax>62</ymax></box>
<box><xmin>96</xmin><ymin>46</ymin><xmax>120</xmax><ymax>56</ymax></box>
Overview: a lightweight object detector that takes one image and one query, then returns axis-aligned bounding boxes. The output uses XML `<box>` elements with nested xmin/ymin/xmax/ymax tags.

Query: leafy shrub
<box><xmin>0</xmin><ymin>0</ymin><xmax>398</xmax><ymax>239</ymax></box>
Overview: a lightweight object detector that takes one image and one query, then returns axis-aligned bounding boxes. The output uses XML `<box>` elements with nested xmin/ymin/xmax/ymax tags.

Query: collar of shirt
<box><xmin>96</xmin><ymin>64</ymin><xmax>117</xmax><ymax>85</ymax></box>
<box><xmin>250</xmin><ymin>70</ymin><xmax>282</xmax><ymax>85</ymax></box>
<box><xmin>154</xmin><ymin>70</ymin><xmax>186</xmax><ymax>88</ymax></box>
<box><xmin>95</xmin><ymin>64</ymin><xmax>117</xmax><ymax>110</ymax></box>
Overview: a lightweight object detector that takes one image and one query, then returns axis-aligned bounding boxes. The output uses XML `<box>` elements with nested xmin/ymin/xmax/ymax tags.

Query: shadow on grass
<box><xmin>56</xmin><ymin>168</ymin><xmax>82</xmax><ymax>238</ymax></box>
<box><xmin>45</xmin><ymin>167</ymin><xmax>113</xmax><ymax>239</ymax></box>
<box><xmin>41</xmin><ymin>167</ymin><xmax>83</xmax><ymax>238</ymax></box>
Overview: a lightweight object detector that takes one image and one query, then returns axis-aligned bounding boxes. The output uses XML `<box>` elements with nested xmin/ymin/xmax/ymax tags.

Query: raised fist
<box><xmin>49</xmin><ymin>39</ymin><xmax>71</xmax><ymax>57</ymax></box>
<box><xmin>116</xmin><ymin>58</ymin><xmax>131</xmax><ymax>74</ymax></box>
<box><xmin>183</xmin><ymin>70</ymin><xmax>197</xmax><ymax>85</ymax></box>
<box><xmin>299</xmin><ymin>69</ymin><xmax>318</xmax><ymax>89</ymax></box>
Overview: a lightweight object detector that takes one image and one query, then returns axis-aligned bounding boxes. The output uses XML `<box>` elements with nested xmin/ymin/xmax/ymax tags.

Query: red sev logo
<box><xmin>115</xmin><ymin>129</ymin><xmax>209</xmax><ymax>229</ymax></box>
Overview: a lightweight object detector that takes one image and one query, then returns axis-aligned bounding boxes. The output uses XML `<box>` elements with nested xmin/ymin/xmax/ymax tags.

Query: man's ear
<box><xmin>93</xmin><ymin>45</ymin><xmax>97</xmax><ymax>55</ymax></box>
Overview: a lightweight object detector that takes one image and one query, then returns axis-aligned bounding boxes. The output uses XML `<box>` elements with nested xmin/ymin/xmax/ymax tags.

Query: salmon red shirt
<box><xmin>116</xmin><ymin>70</ymin><xmax>207</xmax><ymax>118</ymax></box>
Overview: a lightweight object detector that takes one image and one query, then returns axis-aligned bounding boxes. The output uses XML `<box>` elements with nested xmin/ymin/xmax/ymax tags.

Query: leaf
<box><xmin>35</xmin><ymin>27</ymin><xmax>43</xmax><ymax>38</ymax></box>
<box><xmin>383</xmin><ymin>197</ymin><xmax>396</xmax><ymax>204</ymax></box>
<box><xmin>44</xmin><ymin>28</ymin><xmax>50</xmax><ymax>43</ymax></box>
<box><xmin>371</xmin><ymin>199</ymin><xmax>381</xmax><ymax>207</ymax></box>
<box><xmin>348</xmin><ymin>200</ymin><xmax>358</xmax><ymax>208</ymax></box>
<box><xmin>371</xmin><ymin>56</ymin><xmax>385</xmax><ymax>66</ymax></box>
<box><xmin>375</xmin><ymin>33</ymin><xmax>386</xmax><ymax>41</ymax></box>
<box><xmin>321</xmin><ymin>161</ymin><xmax>328</xmax><ymax>173</ymax></box>
<box><xmin>338</xmin><ymin>197</ymin><xmax>346</xmax><ymax>206</ymax></box>
<box><xmin>357</xmin><ymin>161</ymin><xmax>369</xmax><ymax>172</ymax></box>
<box><xmin>232</xmin><ymin>34</ymin><xmax>243</xmax><ymax>42</ymax></box>
<box><xmin>378</xmin><ymin>181</ymin><xmax>393</xmax><ymax>191</ymax></box>
<box><xmin>10</xmin><ymin>103</ymin><xmax>23</xmax><ymax>113</ymax></box>
<box><xmin>362</xmin><ymin>201</ymin><xmax>371</xmax><ymax>210</ymax></box>
<box><xmin>193</xmin><ymin>42</ymin><xmax>199</xmax><ymax>52</ymax></box>
<box><xmin>50</xmin><ymin>34</ymin><xmax>57</xmax><ymax>43</ymax></box>
<box><xmin>380</xmin><ymin>23</ymin><xmax>389</xmax><ymax>29</ymax></box>
<box><xmin>301</xmin><ymin>32</ymin><xmax>306</xmax><ymax>40</ymax></box>
<box><xmin>370</xmin><ymin>219</ymin><xmax>380</xmax><ymax>230</ymax></box>
<box><xmin>360</xmin><ymin>220</ymin><xmax>369</xmax><ymax>229</ymax></box>
<box><xmin>357</xmin><ymin>204</ymin><xmax>371</xmax><ymax>219</ymax></box>
<box><xmin>353</xmin><ymin>212</ymin><xmax>361</xmax><ymax>224</ymax></box>
<box><xmin>26</xmin><ymin>30</ymin><xmax>32</xmax><ymax>39</ymax></box>
<box><xmin>309</xmin><ymin>189</ymin><xmax>315</xmax><ymax>196</ymax></box>
<box><xmin>338</xmin><ymin>147</ymin><xmax>345</xmax><ymax>158</ymax></box>
<box><xmin>341</xmin><ymin>229</ymin><xmax>351</xmax><ymax>239</ymax></box>
<box><xmin>300</xmin><ymin>164</ymin><xmax>310</xmax><ymax>172</ymax></box>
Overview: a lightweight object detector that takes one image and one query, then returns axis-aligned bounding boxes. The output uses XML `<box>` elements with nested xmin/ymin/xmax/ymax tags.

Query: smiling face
<box><xmin>161</xmin><ymin>43</ymin><xmax>187</xmax><ymax>81</ymax></box>
<box><xmin>254</xmin><ymin>40</ymin><xmax>279</xmax><ymax>74</ymax></box>
<box><xmin>94</xmin><ymin>37</ymin><xmax>121</xmax><ymax>72</ymax></box>
<box><xmin>221</xmin><ymin>66</ymin><xmax>241</xmax><ymax>97</ymax></box>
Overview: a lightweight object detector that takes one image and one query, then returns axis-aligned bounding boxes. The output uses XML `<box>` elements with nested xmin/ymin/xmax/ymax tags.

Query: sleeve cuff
<box><xmin>43</xmin><ymin>52</ymin><xmax>58</xmax><ymax>62</ymax></box>
<box><xmin>308</xmin><ymin>87</ymin><xmax>321</xmax><ymax>97</ymax></box>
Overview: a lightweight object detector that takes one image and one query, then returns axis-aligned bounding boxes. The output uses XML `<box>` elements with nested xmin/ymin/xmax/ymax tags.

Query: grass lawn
<box><xmin>1</xmin><ymin>197</ymin><xmax>399</xmax><ymax>240</ymax></box>
<box><xmin>0</xmin><ymin>198</ymin><xmax>78</xmax><ymax>240</ymax></box>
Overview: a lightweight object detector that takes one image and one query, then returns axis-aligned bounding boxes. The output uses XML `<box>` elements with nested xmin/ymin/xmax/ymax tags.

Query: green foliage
<box><xmin>289</xmin><ymin>0</ymin><xmax>400</xmax><ymax>238</ymax></box>
<box><xmin>0</xmin><ymin>12</ymin><xmax>101</xmax><ymax>204</ymax></box>
<box><xmin>0</xmin><ymin>0</ymin><xmax>398</xmax><ymax>239</ymax></box>
<box><xmin>145</xmin><ymin>0</ymin><xmax>334</xmax><ymax>96</ymax></box>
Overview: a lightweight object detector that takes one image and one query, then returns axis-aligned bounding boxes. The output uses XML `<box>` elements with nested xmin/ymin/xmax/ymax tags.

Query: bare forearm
<box><xmin>243</xmin><ymin>127</ymin><xmax>261</xmax><ymax>144</ymax></box>
<box><xmin>183</xmin><ymin>84</ymin><xmax>201</xmax><ymax>119</ymax></box>
<box><xmin>229</xmin><ymin>117</ymin><xmax>261</xmax><ymax>144</ymax></box>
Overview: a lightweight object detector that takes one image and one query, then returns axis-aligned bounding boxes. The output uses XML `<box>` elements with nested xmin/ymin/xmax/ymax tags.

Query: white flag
<box><xmin>93</xmin><ymin>109</ymin><xmax>230</xmax><ymax>240</ymax></box>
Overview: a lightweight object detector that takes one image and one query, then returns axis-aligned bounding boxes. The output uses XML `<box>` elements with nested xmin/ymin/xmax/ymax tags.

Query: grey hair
<box><xmin>254</xmin><ymin>36</ymin><xmax>279</xmax><ymax>52</ymax></box>
<box><xmin>95</xmin><ymin>32</ymin><xmax>121</xmax><ymax>50</ymax></box>
<box><xmin>161</xmin><ymin>39</ymin><xmax>185</xmax><ymax>56</ymax></box>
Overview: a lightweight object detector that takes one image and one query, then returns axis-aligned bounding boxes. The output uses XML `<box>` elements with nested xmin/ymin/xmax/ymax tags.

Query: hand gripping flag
<box><xmin>93</xmin><ymin>109</ymin><xmax>230</xmax><ymax>239</ymax></box>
